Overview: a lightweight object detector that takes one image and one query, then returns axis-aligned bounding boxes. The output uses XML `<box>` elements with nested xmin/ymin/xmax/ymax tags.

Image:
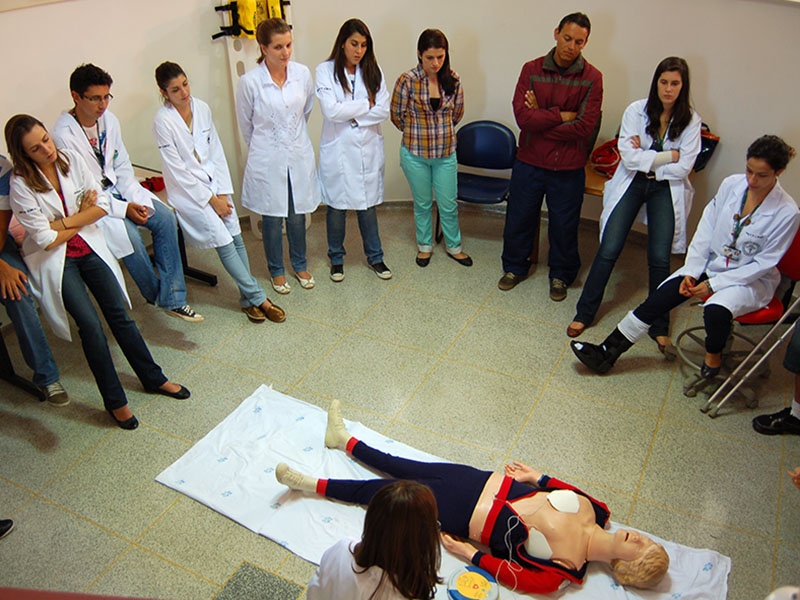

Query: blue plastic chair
<box><xmin>435</xmin><ymin>120</ymin><xmax>517</xmax><ymax>242</ymax></box>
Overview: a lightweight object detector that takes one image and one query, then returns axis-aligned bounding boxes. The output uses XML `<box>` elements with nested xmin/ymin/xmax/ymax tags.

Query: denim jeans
<box><xmin>574</xmin><ymin>173</ymin><xmax>674</xmax><ymax>337</ymax></box>
<box><xmin>62</xmin><ymin>251</ymin><xmax>166</xmax><ymax>410</ymax></box>
<box><xmin>121</xmin><ymin>199</ymin><xmax>186</xmax><ymax>310</ymax></box>
<box><xmin>784</xmin><ymin>323</ymin><xmax>800</xmax><ymax>374</ymax></box>
<box><xmin>215</xmin><ymin>234</ymin><xmax>267</xmax><ymax>308</ymax></box>
<box><xmin>326</xmin><ymin>205</ymin><xmax>384</xmax><ymax>266</ymax></box>
<box><xmin>261</xmin><ymin>179</ymin><xmax>307</xmax><ymax>277</ymax></box>
<box><xmin>0</xmin><ymin>237</ymin><xmax>59</xmax><ymax>386</ymax></box>
<box><xmin>501</xmin><ymin>160</ymin><xmax>585</xmax><ymax>284</ymax></box>
<box><xmin>399</xmin><ymin>146</ymin><xmax>462</xmax><ymax>253</ymax></box>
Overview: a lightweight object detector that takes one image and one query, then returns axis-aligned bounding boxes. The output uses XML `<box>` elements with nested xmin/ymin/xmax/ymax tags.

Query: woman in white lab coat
<box><xmin>236</xmin><ymin>18</ymin><xmax>320</xmax><ymax>295</ymax></box>
<box><xmin>5</xmin><ymin>114</ymin><xmax>189</xmax><ymax>430</ymax></box>
<box><xmin>569</xmin><ymin>57</ymin><xmax>702</xmax><ymax>348</ymax></box>
<box><xmin>572</xmin><ymin>135</ymin><xmax>800</xmax><ymax>378</ymax></box>
<box><xmin>153</xmin><ymin>61</ymin><xmax>285</xmax><ymax>325</ymax></box>
<box><xmin>316</xmin><ymin>18</ymin><xmax>391</xmax><ymax>283</ymax></box>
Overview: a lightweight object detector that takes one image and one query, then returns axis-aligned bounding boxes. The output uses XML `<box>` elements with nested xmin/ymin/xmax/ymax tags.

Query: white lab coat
<box><xmin>9</xmin><ymin>149</ymin><xmax>129</xmax><ymax>341</ymax></box>
<box><xmin>153</xmin><ymin>98</ymin><xmax>240</xmax><ymax>249</ymax></box>
<box><xmin>315</xmin><ymin>60</ymin><xmax>389</xmax><ymax>210</ymax></box>
<box><xmin>236</xmin><ymin>61</ymin><xmax>321</xmax><ymax>217</ymax></box>
<box><xmin>599</xmin><ymin>99</ymin><xmax>702</xmax><ymax>253</ymax></box>
<box><xmin>52</xmin><ymin>109</ymin><xmax>162</xmax><ymax>259</ymax></box>
<box><xmin>307</xmin><ymin>539</ymin><xmax>408</xmax><ymax>600</ymax></box>
<box><xmin>669</xmin><ymin>174</ymin><xmax>800</xmax><ymax>317</ymax></box>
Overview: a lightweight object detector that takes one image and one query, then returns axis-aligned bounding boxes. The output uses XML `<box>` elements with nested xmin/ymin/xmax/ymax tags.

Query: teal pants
<box><xmin>399</xmin><ymin>146</ymin><xmax>462</xmax><ymax>253</ymax></box>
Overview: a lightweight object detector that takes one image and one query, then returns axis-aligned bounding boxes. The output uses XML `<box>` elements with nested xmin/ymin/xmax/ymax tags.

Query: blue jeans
<box><xmin>62</xmin><ymin>251</ymin><xmax>167</xmax><ymax>410</ymax></box>
<box><xmin>261</xmin><ymin>179</ymin><xmax>307</xmax><ymax>277</ymax></box>
<box><xmin>326</xmin><ymin>206</ymin><xmax>384</xmax><ymax>266</ymax></box>
<box><xmin>574</xmin><ymin>173</ymin><xmax>674</xmax><ymax>337</ymax></box>
<box><xmin>501</xmin><ymin>160</ymin><xmax>585</xmax><ymax>284</ymax></box>
<box><xmin>215</xmin><ymin>234</ymin><xmax>267</xmax><ymax>308</ymax></box>
<box><xmin>122</xmin><ymin>199</ymin><xmax>186</xmax><ymax>310</ymax></box>
<box><xmin>399</xmin><ymin>146</ymin><xmax>462</xmax><ymax>253</ymax></box>
<box><xmin>0</xmin><ymin>237</ymin><xmax>59</xmax><ymax>386</ymax></box>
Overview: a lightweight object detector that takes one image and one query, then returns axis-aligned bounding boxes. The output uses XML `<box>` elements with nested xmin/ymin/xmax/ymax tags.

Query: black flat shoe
<box><xmin>415</xmin><ymin>254</ymin><xmax>431</xmax><ymax>267</ymax></box>
<box><xmin>447</xmin><ymin>252</ymin><xmax>473</xmax><ymax>267</ymax></box>
<box><xmin>148</xmin><ymin>384</ymin><xmax>191</xmax><ymax>400</ymax></box>
<box><xmin>107</xmin><ymin>408</ymin><xmax>139</xmax><ymax>430</ymax></box>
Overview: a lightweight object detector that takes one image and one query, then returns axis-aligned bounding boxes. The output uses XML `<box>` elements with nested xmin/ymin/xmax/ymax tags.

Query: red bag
<box><xmin>590</xmin><ymin>138</ymin><xmax>620</xmax><ymax>179</ymax></box>
<box><xmin>140</xmin><ymin>176</ymin><xmax>165</xmax><ymax>193</ymax></box>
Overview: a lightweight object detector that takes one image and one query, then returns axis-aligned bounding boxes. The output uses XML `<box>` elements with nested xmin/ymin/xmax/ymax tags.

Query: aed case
<box><xmin>447</xmin><ymin>565</ymin><xmax>499</xmax><ymax>600</ymax></box>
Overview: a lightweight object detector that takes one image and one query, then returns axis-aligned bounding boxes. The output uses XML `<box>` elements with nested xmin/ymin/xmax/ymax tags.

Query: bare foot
<box><xmin>450</xmin><ymin>252</ymin><xmax>469</xmax><ymax>260</ymax></box>
<box><xmin>111</xmin><ymin>405</ymin><xmax>134</xmax><ymax>421</ymax></box>
<box><xmin>296</xmin><ymin>270</ymin><xmax>312</xmax><ymax>280</ymax></box>
<box><xmin>272</xmin><ymin>275</ymin><xmax>287</xmax><ymax>286</ymax></box>
<box><xmin>417</xmin><ymin>252</ymin><xmax>432</xmax><ymax>259</ymax></box>
<box><xmin>704</xmin><ymin>352</ymin><xmax>722</xmax><ymax>368</ymax></box>
<box><xmin>159</xmin><ymin>381</ymin><xmax>182</xmax><ymax>394</ymax></box>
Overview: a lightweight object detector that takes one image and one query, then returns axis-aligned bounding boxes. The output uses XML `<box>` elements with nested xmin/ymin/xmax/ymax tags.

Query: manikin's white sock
<box><xmin>791</xmin><ymin>398</ymin><xmax>800</xmax><ymax>420</ymax></box>
<box><xmin>617</xmin><ymin>311</ymin><xmax>650</xmax><ymax>344</ymax></box>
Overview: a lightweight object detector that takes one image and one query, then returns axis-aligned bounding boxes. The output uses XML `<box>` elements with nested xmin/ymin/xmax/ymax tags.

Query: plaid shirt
<box><xmin>390</xmin><ymin>65</ymin><xmax>464</xmax><ymax>159</ymax></box>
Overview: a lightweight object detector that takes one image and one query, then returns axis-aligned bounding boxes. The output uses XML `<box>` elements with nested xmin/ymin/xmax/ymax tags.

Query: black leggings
<box><xmin>324</xmin><ymin>441</ymin><xmax>525</xmax><ymax>537</ymax></box>
<box><xmin>632</xmin><ymin>274</ymin><xmax>733</xmax><ymax>353</ymax></box>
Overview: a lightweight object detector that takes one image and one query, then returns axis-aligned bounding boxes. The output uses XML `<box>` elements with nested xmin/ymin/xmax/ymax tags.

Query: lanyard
<box><xmin>71</xmin><ymin>111</ymin><xmax>106</xmax><ymax>169</ymax></box>
<box><xmin>731</xmin><ymin>189</ymin><xmax>760</xmax><ymax>248</ymax></box>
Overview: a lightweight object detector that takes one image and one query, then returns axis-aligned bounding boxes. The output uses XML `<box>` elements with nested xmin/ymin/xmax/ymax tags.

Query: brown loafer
<box><xmin>262</xmin><ymin>300</ymin><xmax>286</xmax><ymax>323</ymax></box>
<box><xmin>566</xmin><ymin>321</ymin><xmax>585</xmax><ymax>338</ymax></box>
<box><xmin>242</xmin><ymin>305</ymin><xmax>266</xmax><ymax>323</ymax></box>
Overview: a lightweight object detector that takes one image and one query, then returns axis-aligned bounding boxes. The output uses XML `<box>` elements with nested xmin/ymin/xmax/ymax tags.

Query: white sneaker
<box><xmin>167</xmin><ymin>305</ymin><xmax>205</xmax><ymax>322</ymax></box>
<box><xmin>41</xmin><ymin>381</ymin><xmax>69</xmax><ymax>406</ymax></box>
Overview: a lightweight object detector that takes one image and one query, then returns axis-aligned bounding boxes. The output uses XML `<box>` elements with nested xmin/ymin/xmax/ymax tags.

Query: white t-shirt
<box><xmin>307</xmin><ymin>539</ymin><xmax>412</xmax><ymax>600</ymax></box>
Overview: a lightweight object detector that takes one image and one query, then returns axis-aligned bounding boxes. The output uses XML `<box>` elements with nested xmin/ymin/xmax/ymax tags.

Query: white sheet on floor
<box><xmin>156</xmin><ymin>385</ymin><xmax>730</xmax><ymax>599</ymax></box>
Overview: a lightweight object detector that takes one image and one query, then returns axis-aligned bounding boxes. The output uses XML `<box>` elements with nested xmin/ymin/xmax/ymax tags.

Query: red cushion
<box><xmin>735</xmin><ymin>296</ymin><xmax>783</xmax><ymax>325</ymax></box>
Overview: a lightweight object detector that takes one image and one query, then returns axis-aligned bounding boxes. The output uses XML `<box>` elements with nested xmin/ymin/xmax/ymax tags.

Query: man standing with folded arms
<box><xmin>499</xmin><ymin>12</ymin><xmax>602</xmax><ymax>302</ymax></box>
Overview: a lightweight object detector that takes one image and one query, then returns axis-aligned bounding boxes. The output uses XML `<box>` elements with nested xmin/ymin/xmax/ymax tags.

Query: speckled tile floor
<box><xmin>0</xmin><ymin>203</ymin><xmax>798</xmax><ymax>599</ymax></box>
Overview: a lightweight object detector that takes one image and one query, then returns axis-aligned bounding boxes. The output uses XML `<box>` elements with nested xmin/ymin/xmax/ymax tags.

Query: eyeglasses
<box><xmin>82</xmin><ymin>93</ymin><xmax>114</xmax><ymax>104</ymax></box>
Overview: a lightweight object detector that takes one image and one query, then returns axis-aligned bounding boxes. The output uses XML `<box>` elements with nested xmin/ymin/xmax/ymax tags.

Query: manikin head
<box><xmin>609</xmin><ymin>534</ymin><xmax>670</xmax><ymax>589</ymax></box>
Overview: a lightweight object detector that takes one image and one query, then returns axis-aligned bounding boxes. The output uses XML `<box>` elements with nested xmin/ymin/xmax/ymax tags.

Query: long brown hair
<box><xmin>645</xmin><ymin>57</ymin><xmax>693</xmax><ymax>141</ymax></box>
<box><xmin>4</xmin><ymin>114</ymin><xmax>70</xmax><ymax>193</ymax></box>
<box><xmin>353</xmin><ymin>481</ymin><xmax>441</xmax><ymax>600</ymax></box>
<box><xmin>328</xmin><ymin>18</ymin><xmax>382</xmax><ymax>103</ymax></box>
<box><xmin>255</xmin><ymin>18</ymin><xmax>291</xmax><ymax>64</ymax></box>
<box><xmin>417</xmin><ymin>29</ymin><xmax>457</xmax><ymax>97</ymax></box>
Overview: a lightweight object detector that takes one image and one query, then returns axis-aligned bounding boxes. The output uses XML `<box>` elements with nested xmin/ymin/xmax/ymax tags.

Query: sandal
<box><xmin>566</xmin><ymin>321</ymin><xmax>586</xmax><ymax>338</ymax></box>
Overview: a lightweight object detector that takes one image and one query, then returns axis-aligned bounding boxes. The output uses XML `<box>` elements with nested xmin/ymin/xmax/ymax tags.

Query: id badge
<box><xmin>722</xmin><ymin>244</ymin><xmax>741</xmax><ymax>262</ymax></box>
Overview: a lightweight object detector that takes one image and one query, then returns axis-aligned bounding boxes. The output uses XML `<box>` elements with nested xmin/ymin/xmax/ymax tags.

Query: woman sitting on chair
<box><xmin>571</xmin><ymin>135</ymin><xmax>800</xmax><ymax>377</ymax></box>
<box><xmin>277</xmin><ymin>400</ymin><xmax>669</xmax><ymax>595</ymax></box>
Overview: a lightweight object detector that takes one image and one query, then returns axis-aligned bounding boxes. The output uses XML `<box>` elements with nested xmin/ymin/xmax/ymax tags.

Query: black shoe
<box><xmin>148</xmin><ymin>384</ymin><xmax>191</xmax><ymax>400</ymax></box>
<box><xmin>415</xmin><ymin>254</ymin><xmax>431</xmax><ymax>267</ymax></box>
<box><xmin>369</xmin><ymin>261</ymin><xmax>392</xmax><ymax>280</ymax></box>
<box><xmin>107</xmin><ymin>408</ymin><xmax>139</xmax><ymax>430</ymax></box>
<box><xmin>752</xmin><ymin>407</ymin><xmax>800</xmax><ymax>436</ymax></box>
<box><xmin>330</xmin><ymin>264</ymin><xmax>344</xmax><ymax>282</ymax></box>
<box><xmin>549</xmin><ymin>278</ymin><xmax>568</xmax><ymax>302</ymax></box>
<box><xmin>447</xmin><ymin>252</ymin><xmax>473</xmax><ymax>267</ymax></box>
<box><xmin>498</xmin><ymin>272</ymin><xmax>526</xmax><ymax>291</ymax></box>
<box><xmin>570</xmin><ymin>328</ymin><xmax>633</xmax><ymax>374</ymax></box>
<box><xmin>0</xmin><ymin>519</ymin><xmax>14</xmax><ymax>539</ymax></box>
<box><xmin>700</xmin><ymin>362</ymin><xmax>721</xmax><ymax>379</ymax></box>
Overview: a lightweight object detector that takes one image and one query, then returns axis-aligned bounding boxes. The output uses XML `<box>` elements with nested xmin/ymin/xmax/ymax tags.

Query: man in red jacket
<box><xmin>499</xmin><ymin>12</ymin><xmax>603</xmax><ymax>302</ymax></box>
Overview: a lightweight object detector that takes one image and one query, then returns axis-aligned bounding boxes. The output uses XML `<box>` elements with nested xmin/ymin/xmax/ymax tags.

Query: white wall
<box><xmin>1</xmin><ymin>0</ymin><xmax>799</xmax><ymax>234</ymax></box>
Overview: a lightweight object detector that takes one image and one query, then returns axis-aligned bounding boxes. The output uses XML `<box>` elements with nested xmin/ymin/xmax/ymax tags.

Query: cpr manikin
<box><xmin>274</xmin><ymin>400</ymin><xmax>670</xmax><ymax>595</ymax></box>
<box><xmin>523</xmin><ymin>489</ymin><xmax>581</xmax><ymax>560</ymax></box>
